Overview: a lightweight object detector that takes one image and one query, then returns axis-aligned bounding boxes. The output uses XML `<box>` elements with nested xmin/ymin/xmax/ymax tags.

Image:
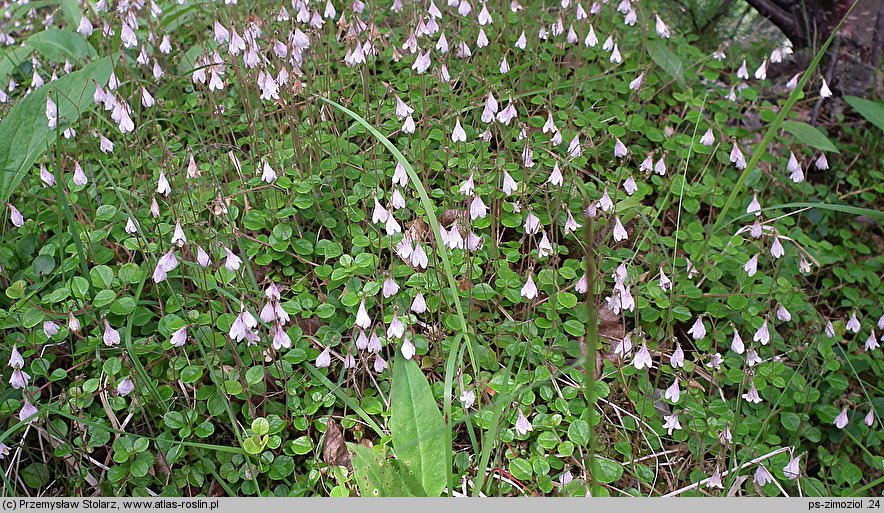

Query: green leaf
<box><xmin>843</xmin><ymin>96</ymin><xmax>884</xmax><ymax>132</ymax></box>
<box><xmin>251</xmin><ymin>418</ymin><xmax>270</xmax><ymax>437</ymax></box>
<box><xmin>289</xmin><ymin>435</ymin><xmax>313</xmax><ymax>455</ymax></box>
<box><xmin>58</xmin><ymin>0</ymin><xmax>82</xmax><ymax>27</ymax></box>
<box><xmin>390</xmin><ymin>351</ymin><xmax>448</xmax><ymax>497</ymax></box>
<box><xmin>0</xmin><ymin>45</ymin><xmax>34</xmax><ymax>89</ymax></box>
<box><xmin>557</xmin><ymin>292</ymin><xmax>578</xmax><ymax>309</ymax></box>
<box><xmin>347</xmin><ymin>443</ymin><xmax>414</xmax><ymax>497</ymax></box>
<box><xmin>780</xmin><ymin>121</ymin><xmax>839</xmax><ymax>153</ymax></box>
<box><xmin>32</xmin><ymin>255</ymin><xmax>55</xmax><ymax>275</ymax></box>
<box><xmin>647</xmin><ymin>40</ymin><xmax>684</xmax><ymax>87</ymax></box>
<box><xmin>595</xmin><ymin>459</ymin><xmax>624</xmax><ymax>484</ymax></box>
<box><xmin>567</xmin><ymin>419</ymin><xmax>590</xmax><ymax>445</ymax></box>
<box><xmin>780</xmin><ymin>412</ymin><xmax>801</xmax><ymax>432</ymax></box>
<box><xmin>93</xmin><ymin>289</ymin><xmax>116</xmax><ymax>308</ymax></box>
<box><xmin>26</xmin><ymin>29</ymin><xmax>94</xmax><ymax>62</ymax></box>
<box><xmin>0</xmin><ymin>57</ymin><xmax>113</xmax><ymax>204</ymax></box>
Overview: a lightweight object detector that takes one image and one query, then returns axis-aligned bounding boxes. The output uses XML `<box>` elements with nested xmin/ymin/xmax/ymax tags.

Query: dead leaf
<box><xmin>323</xmin><ymin>419</ymin><xmax>352</xmax><ymax>471</ymax></box>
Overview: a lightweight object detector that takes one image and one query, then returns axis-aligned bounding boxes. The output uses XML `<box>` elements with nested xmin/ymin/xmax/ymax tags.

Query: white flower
<box><xmin>8</xmin><ymin>204</ymin><xmax>23</xmax><ymax>227</ymax></box>
<box><xmin>632</xmin><ymin>343</ymin><xmax>653</xmax><ymax>370</ymax></box>
<box><xmin>629</xmin><ymin>73</ymin><xmax>644</xmax><ymax>91</ymax></box>
<box><xmin>355</xmin><ymin>300</ymin><xmax>371</xmax><ymax>329</ymax></box>
<box><xmin>664</xmin><ymin>380</ymin><xmax>680</xmax><ymax>403</ymax></box>
<box><xmin>43</xmin><ymin>321</ymin><xmax>60</xmax><ymax>337</ymax></box>
<box><xmin>614</xmin><ymin>335</ymin><xmax>632</xmax><ymax>358</ymax></box>
<box><xmin>382</xmin><ymin>276</ymin><xmax>399</xmax><ymax>298</ymax></box>
<box><xmin>515</xmin><ymin>408</ymin><xmax>533</xmax><ymax>435</ymax></box>
<box><xmin>754</xmin><ymin>59</ymin><xmax>768</xmax><ymax>80</ymax></box>
<box><xmin>612</xmin><ymin>217</ymin><xmax>628</xmax><ymax>242</ymax></box>
<box><xmin>754</xmin><ymin>465</ymin><xmax>774</xmax><ymax>486</ymax></box>
<box><xmin>411</xmin><ymin>292</ymin><xmax>427</xmax><ymax>314</ymax></box>
<box><xmin>598</xmin><ymin>189</ymin><xmax>614</xmax><ymax>212</ymax></box>
<box><xmin>658</xmin><ymin>268</ymin><xmax>672</xmax><ymax>291</ymax></box>
<box><xmin>663</xmin><ymin>413</ymin><xmax>682</xmax><ymax>435</ymax></box>
<box><xmin>171</xmin><ymin>221</ymin><xmax>187</xmax><ymax>247</ymax></box>
<box><xmin>742</xmin><ymin>381</ymin><xmax>762</xmax><ymax>403</ymax></box>
<box><xmin>223</xmin><ymin>247</ymin><xmax>242</xmax><ymax>271</ymax></box>
<box><xmin>654</xmin><ymin>157</ymin><xmax>666</xmax><ymax>176</ymax></box>
<box><xmin>103</xmin><ymin>319</ymin><xmax>121</xmax><ymax>346</ymax></box>
<box><xmin>196</xmin><ymin>246</ymin><xmax>211</xmax><ymax>267</ymax></box>
<box><xmin>783</xmin><ymin>456</ymin><xmax>800</xmax><ymax>480</ymax></box>
<box><xmin>451</xmin><ymin>118</ymin><xmax>467</xmax><ymax>142</ymax></box>
<box><xmin>470</xmin><ymin>196</ymin><xmax>488</xmax><ymax>220</ymax></box>
<box><xmin>753</xmin><ymin>320</ymin><xmax>771</xmax><ymax>345</ymax></box>
<box><xmin>737</xmin><ymin>59</ymin><xmax>749</xmax><ymax>80</ymax></box>
<box><xmin>46</xmin><ymin>96</ymin><xmax>58</xmax><ymax>129</ymax></box>
<box><xmin>524</xmin><ymin>212</ymin><xmax>541</xmax><ymax>235</ymax></box>
<box><xmin>116</xmin><ymin>378</ymin><xmax>135</xmax><ymax>397</ymax></box>
<box><xmin>400</xmin><ymin>337</ymin><xmax>416</xmax><ymax>360</ymax></box>
<box><xmin>261</xmin><ymin>161</ymin><xmax>277</xmax><ymax>183</ymax></box>
<box><xmin>744</xmin><ymin>253</ymin><xmax>759</xmax><ymax>277</ymax></box>
<box><xmin>730</xmin><ymin>142</ymin><xmax>746</xmax><ymax>169</ymax></box>
<box><xmin>614</xmin><ymin>138</ymin><xmax>628</xmax><ymax>158</ymax></box>
<box><xmin>731</xmin><ymin>329</ymin><xmax>745</xmax><ymax>354</ymax></box>
<box><xmin>373</xmin><ymin>355</ymin><xmax>387</xmax><ymax>373</ymax></box>
<box><xmin>564</xmin><ymin>211</ymin><xmax>580</xmax><ymax>234</ymax></box>
<box><xmin>700</xmin><ymin>128</ymin><xmax>715</xmax><ymax>146</ymax></box>
<box><xmin>655</xmin><ymin>14</ymin><xmax>670</xmax><ymax>38</ymax></box>
<box><xmin>776</xmin><ymin>304</ymin><xmax>792</xmax><ymax>322</ymax></box>
<box><xmin>77</xmin><ymin>16</ymin><xmax>94</xmax><ymax>36</ymax></box>
<box><xmin>537</xmin><ymin>232</ymin><xmax>553</xmax><ymax>259</ymax></box>
<box><xmin>73</xmin><ymin>162</ymin><xmax>88</xmax><ymax>186</ymax></box>
<box><xmin>387</xmin><ymin>312</ymin><xmax>405</xmax><ymax>339</ymax></box>
<box><xmin>170</xmin><ymin>326</ymin><xmax>187</xmax><ymax>347</ymax></box>
<box><xmin>315</xmin><ymin>347</ymin><xmax>331</xmax><ymax>368</ymax></box>
<box><xmin>157</xmin><ymin>171</ymin><xmax>171</xmax><ymax>197</ymax></box>
<box><xmin>846</xmin><ymin>312</ymin><xmax>861</xmax><ymax>333</ymax></box>
<box><xmin>820</xmin><ymin>78</ymin><xmax>832</xmax><ymax>98</ymax></box>
<box><xmin>688</xmin><ymin>317</ymin><xmax>706</xmax><ymax>340</ymax></box>
<box><xmin>670</xmin><ymin>344</ymin><xmax>684</xmax><ymax>368</ymax></box>
<box><xmin>521</xmin><ymin>274</ymin><xmax>538</xmax><ymax>300</ymax></box>
<box><xmin>834</xmin><ymin>407</ymin><xmax>849</xmax><ymax>429</ymax></box>
<box><xmin>747</xmin><ymin>194</ymin><xmax>762</xmax><ymax>216</ymax></box>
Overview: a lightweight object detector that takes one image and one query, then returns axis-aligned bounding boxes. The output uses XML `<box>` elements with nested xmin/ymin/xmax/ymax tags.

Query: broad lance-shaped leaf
<box><xmin>647</xmin><ymin>39</ymin><xmax>684</xmax><ymax>87</ymax></box>
<box><xmin>781</xmin><ymin>121</ymin><xmax>839</xmax><ymax>154</ymax></box>
<box><xmin>27</xmin><ymin>29</ymin><xmax>96</xmax><ymax>62</ymax></box>
<box><xmin>347</xmin><ymin>442</ymin><xmax>415</xmax><ymax>497</ymax></box>
<box><xmin>390</xmin><ymin>351</ymin><xmax>449</xmax><ymax>497</ymax></box>
<box><xmin>843</xmin><ymin>96</ymin><xmax>884</xmax><ymax>132</ymax></box>
<box><xmin>0</xmin><ymin>57</ymin><xmax>112</xmax><ymax>204</ymax></box>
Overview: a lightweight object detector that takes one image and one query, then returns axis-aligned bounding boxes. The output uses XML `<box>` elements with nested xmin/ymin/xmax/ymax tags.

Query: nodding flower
<box><xmin>515</xmin><ymin>408</ymin><xmax>533</xmax><ymax>435</ymax></box>
<box><xmin>820</xmin><ymin>78</ymin><xmax>832</xmax><ymax>98</ymax></box>
<box><xmin>846</xmin><ymin>312</ymin><xmax>861</xmax><ymax>334</ymax></box>
<box><xmin>834</xmin><ymin>407</ymin><xmax>849</xmax><ymax>429</ymax></box>
<box><xmin>783</xmin><ymin>456</ymin><xmax>801</xmax><ymax>480</ymax></box>
<box><xmin>688</xmin><ymin>317</ymin><xmax>706</xmax><ymax>340</ymax></box>
<box><xmin>103</xmin><ymin>319</ymin><xmax>121</xmax><ymax>346</ymax></box>
<box><xmin>117</xmin><ymin>378</ymin><xmax>135</xmax><ymax>397</ymax></box>
<box><xmin>400</xmin><ymin>336</ymin><xmax>415</xmax><ymax>360</ymax></box>
<box><xmin>315</xmin><ymin>347</ymin><xmax>331</xmax><ymax>368</ymax></box>
<box><xmin>632</xmin><ymin>343</ymin><xmax>653</xmax><ymax>370</ymax></box>
<box><xmin>355</xmin><ymin>300</ymin><xmax>372</xmax><ymax>330</ymax></box>
<box><xmin>520</xmin><ymin>273</ymin><xmax>538</xmax><ymax>300</ymax></box>
<box><xmin>451</xmin><ymin>118</ymin><xmax>467</xmax><ymax>142</ymax></box>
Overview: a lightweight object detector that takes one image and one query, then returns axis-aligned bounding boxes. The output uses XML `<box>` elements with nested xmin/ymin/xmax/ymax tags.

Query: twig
<box><xmin>663</xmin><ymin>446</ymin><xmax>792</xmax><ymax>497</ymax></box>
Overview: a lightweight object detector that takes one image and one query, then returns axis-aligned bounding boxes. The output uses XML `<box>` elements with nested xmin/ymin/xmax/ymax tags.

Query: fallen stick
<box><xmin>663</xmin><ymin>446</ymin><xmax>792</xmax><ymax>497</ymax></box>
